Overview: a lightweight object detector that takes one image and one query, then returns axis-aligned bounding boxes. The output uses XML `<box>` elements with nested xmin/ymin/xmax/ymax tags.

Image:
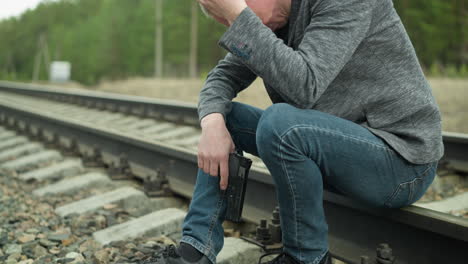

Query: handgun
<box><xmin>224</xmin><ymin>151</ymin><xmax>252</xmax><ymax>222</ymax></box>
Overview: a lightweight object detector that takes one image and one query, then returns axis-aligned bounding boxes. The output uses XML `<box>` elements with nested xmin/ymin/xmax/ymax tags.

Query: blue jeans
<box><xmin>181</xmin><ymin>102</ymin><xmax>437</xmax><ymax>264</ymax></box>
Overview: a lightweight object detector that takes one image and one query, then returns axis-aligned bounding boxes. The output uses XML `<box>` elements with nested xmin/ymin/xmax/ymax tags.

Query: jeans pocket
<box><xmin>384</xmin><ymin>162</ymin><xmax>437</xmax><ymax>208</ymax></box>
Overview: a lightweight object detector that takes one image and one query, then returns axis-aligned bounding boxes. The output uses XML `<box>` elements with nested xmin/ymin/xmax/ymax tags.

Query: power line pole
<box><xmin>189</xmin><ymin>1</ymin><xmax>199</xmax><ymax>78</ymax></box>
<box><xmin>155</xmin><ymin>0</ymin><xmax>163</xmax><ymax>78</ymax></box>
<box><xmin>33</xmin><ymin>33</ymin><xmax>51</xmax><ymax>82</ymax></box>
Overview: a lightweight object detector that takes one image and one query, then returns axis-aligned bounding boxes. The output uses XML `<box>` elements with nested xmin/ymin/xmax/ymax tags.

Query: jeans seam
<box><xmin>409</xmin><ymin>163</ymin><xmax>434</xmax><ymax>202</ymax></box>
<box><xmin>312</xmin><ymin>250</ymin><xmax>328</xmax><ymax>264</ymax></box>
<box><xmin>417</xmin><ymin>162</ymin><xmax>436</xmax><ymax>177</ymax></box>
<box><xmin>229</xmin><ymin>126</ymin><xmax>256</xmax><ymax>135</ymax></box>
<box><xmin>284</xmin><ymin>125</ymin><xmax>392</xmax><ymax>151</ymax></box>
<box><xmin>408</xmin><ymin>180</ymin><xmax>415</xmax><ymax>203</ymax></box>
<box><xmin>409</xmin><ymin>178</ymin><xmax>421</xmax><ymax>202</ymax></box>
<box><xmin>279</xmin><ymin>130</ymin><xmax>301</xmax><ymax>260</ymax></box>
<box><xmin>204</xmin><ymin>192</ymin><xmax>224</xmax><ymax>254</ymax></box>
<box><xmin>279</xmin><ymin>124</ymin><xmax>392</xmax><ymax>153</ymax></box>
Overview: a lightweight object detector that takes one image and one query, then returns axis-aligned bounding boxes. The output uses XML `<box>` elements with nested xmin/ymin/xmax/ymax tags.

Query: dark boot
<box><xmin>259</xmin><ymin>251</ymin><xmax>331</xmax><ymax>264</ymax></box>
<box><xmin>140</xmin><ymin>244</ymin><xmax>211</xmax><ymax>264</ymax></box>
<box><xmin>319</xmin><ymin>252</ymin><xmax>332</xmax><ymax>264</ymax></box>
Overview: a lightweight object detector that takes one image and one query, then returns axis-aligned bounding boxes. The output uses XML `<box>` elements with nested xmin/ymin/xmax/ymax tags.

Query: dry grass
<box><xmin>47</xmin><ymin>77</ymin><xmax>468</xmax><ymax>133</ymax></box>
<box><xmin>428</xmin><ymin>78</ymin><xmax>468</xmax><ymax>133</ymax></box>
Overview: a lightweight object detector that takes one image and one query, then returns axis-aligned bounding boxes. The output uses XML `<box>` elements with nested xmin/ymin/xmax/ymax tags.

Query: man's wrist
<box><xmin>201</xmin><ymin>113</ymin><xmax>225</xmax><ymax>129</ymax></box>
<box><xmin>227</xmin><ymin>4</ymin><xmax>248</xmax><ymax>26</ymax></box>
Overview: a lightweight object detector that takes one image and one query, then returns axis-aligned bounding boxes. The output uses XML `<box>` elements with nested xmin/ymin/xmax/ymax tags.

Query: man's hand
<box><xmin>198</xmin><ymin>113</ymin><xmax>236</xmax><ymax>190</ymax></box>
<box><xmin>197</xmin><ymin>0</ymin><xmax>248</xmax><ymax>26</ymax></box>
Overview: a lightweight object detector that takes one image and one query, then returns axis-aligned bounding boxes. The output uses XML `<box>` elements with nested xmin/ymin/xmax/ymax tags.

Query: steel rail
<box><xmin>0</xmin><ymin>81</ymin><xmax>200</xmax><ymax>126</ymax></box>
<box><xmin>0</xmin><ymin>81</ymin><xmax>466</xmax><ymax>164</ymax></box>
<box><xmin>0</xmin><ymin>84</ymin><xmax>467</xmax><ymax>263</ymax></box>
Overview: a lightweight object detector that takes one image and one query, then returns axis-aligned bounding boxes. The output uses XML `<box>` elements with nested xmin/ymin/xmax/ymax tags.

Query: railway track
<box><xmin>0</xmin><ymin>81</ymin><xmax>467</xmax><ymax>264</ymax></box>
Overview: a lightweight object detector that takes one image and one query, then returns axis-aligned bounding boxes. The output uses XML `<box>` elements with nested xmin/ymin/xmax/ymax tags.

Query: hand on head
<box><xmin>198</xmin><ymin>0</ymin><xmax>291</xmax><ymax>31</ymax></box>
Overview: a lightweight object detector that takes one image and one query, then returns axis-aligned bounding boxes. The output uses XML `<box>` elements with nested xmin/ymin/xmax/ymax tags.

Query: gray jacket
<box><xmin>198</xmin><ymin>0</ymin><xmax>444</xmax><ymax>164</ymax></box>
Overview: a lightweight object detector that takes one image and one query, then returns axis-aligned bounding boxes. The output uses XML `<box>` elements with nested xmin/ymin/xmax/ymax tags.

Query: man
<box><xmin>148</xmin><ymin>0</ymin><xmax>443</xmax><ymax>263</ymax></box>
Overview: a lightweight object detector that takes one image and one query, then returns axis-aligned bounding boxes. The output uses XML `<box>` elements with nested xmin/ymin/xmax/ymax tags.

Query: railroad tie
<box><xmin>167</xmin><ymin>134</ymin><xmax>200</xmax><ymax>147</ymax></box>
<box><xmin>416</xmin><ymin>192</ymin><xmax>468</xmax><ymax>213</ymax></box>
<box><xmin>152</xmin><ymin>126</ymin><xmax>198</xmax><ymax>141</ymax></box>
<box><xmin>93</xmin><ymin>208</ymin><xmax>186</xmax><ymax>246</ymax></box>
<box><xmin>0</xmin><ymin>150</ymin><xmax>62</xmax><ymax>173</ymax></box>
<box><xmin>123</xmin><ymin>119</ymin><xmax>158</xmax><ymax>131</ymax></box>
<box><xmin>139</xmin><ymin>122</ymin><xmax>176</xmax><ymax>134</ymax></box>
<box><xmin>20</xmin><ymin>159</ymin><xmax>84</xmax><ymax>181</ymax></box>
<box><xmin>0</xmin><ymin>130</ymin><xmax>16</xmax><ymax>141</ymax></box>
<box><xmin>0</xmin><ymin>142</ymin><xmax>43</xmax><ymax>163</ymax></box>
<box><xmin>54</xmin><ymin>186</ymin><xmax>148</xmax><ymax>217</ymax></box>
<box><xmin>0</xmin><ymin>136</ymin><xmax>29</xmax><ymax>151</ymax></box>
<box><xmin>32</xmin><ymin>172</ymin><xmax>111</xmax><ymax>196</ymax></box>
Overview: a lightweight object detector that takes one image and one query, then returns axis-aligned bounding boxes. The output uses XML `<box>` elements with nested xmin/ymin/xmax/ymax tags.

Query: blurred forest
<box><xmin>0</xmin><ymin>0</ymin><xmax>467</xmax><ymax>85</ymax></box>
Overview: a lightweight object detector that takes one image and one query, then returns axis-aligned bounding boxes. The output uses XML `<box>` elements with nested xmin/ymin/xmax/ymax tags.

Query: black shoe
<box><xmin>258</xmin><ymin>252</ymin><xmax>300</xmax><ymax>264</ymax></box>
<box><xmin>139</xmin><ymin>245</ymin><xmax>211</xmax><ymax>264</ymax></box>
<box><xmin>319</xmin><ymin>252</ymin><xmax>331</xmax><ymax>264</ymax></box>
<box><xmin>258</xmin><ymin>251</ymin><xmax>331</xmax><ymax>264</ymax></box>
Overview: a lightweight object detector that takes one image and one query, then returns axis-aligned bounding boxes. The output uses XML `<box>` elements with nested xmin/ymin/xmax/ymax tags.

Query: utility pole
<box><xmin>4</xmin><ymin>53</ymin><xmax>16</xmax><ymax>79</ymax></box>
<box><xmin>189</xmin><ymin>1</ymin><xmax>199</xmax><ymax>78</ymax></box>
<box><xmin>155</xmin><ymin>0</ymin><xmax>163</xmax><ymax>78</ymax></box>
<box><xmin>33</xmin><ymin>33</ymin><xmax>51</xmax><ymax>82</ymax></box>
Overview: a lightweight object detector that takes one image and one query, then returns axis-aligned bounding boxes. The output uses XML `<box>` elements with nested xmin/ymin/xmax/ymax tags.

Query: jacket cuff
<box><xmin>218</xmin><ymin>7</ymin><xmax>263</xmax><ymax>61</ymax></box>
<box><xmin>198</xmin><ymin>103</ymin><xmax>229</xmax><ymax>124</ymax></box>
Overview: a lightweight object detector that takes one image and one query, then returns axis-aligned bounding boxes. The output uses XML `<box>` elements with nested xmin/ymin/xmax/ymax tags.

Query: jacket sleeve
<box><xmin>218</xmin><ymin>0</ymin><xmax>376</xmax><ymax>109</ymax></box>
<box><xmin>198</xmin><ymin>52</ymin><xmax>257</xmax><ymax>123</ymax></box>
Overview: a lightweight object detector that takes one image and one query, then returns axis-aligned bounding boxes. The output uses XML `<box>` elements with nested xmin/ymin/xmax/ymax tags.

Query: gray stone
<box><xmin>17</xmin><ymin>234</ymin><xmax>35</xmax><ymax>244</ymax></box>
<box><xmin>0</xmin><ymin>228</ymin><xmax>8</xmax><ymax>246</ymax></box>
<box><xmin>20</xmin><ymin>159</ymin><xmax>83</xmax><ymax>181</ymax></box>
<box><xmin>38</xmin><ymin>239</ymin><xmax>57</xmax><ymax>248</ymax></box>
<box><xmin>55</xmin><ymin>187</ymin><xmax>146</xmax><ymax>217</ymax></box>
<box><xmin>217</xmin><ymin>237</ymin><xmax>264</xmax><ymax>264</ymax></box>
<box><xmin>66</xmin><ymin>252</ymin><xmax>85</xmax><ymax>263</ymax></box>
<box><xmin>5</xmin><ymin>244</ymin><xmax>22</xmax><ymax>255</ymax></box>
<box><xmin>8</xmin><ymin>252</ymin><xmax>21</xmax><ymax>261</ymax></box>
<box><xmin>93</xmin><ymin>249</ymin><xmax>109</xmax><ymax>264</ymax></box>
<box><xmin>5</xmin><ymin>259</ymin><xmax>18</xmax><ymax>264</ymax></box>
<box><xmin>55</xmin><ymin>257</ymin><xmax>74</xmax><ymax>264</ymax></box>
<box><xmin>47</xmin><ymin>233</ymin><xmax>70</xmax><ymax>242</ymax></box>
<box><xmin>93</xmin><ymin>208</ymin><xmax>186</xmax><ymax>245</ymax></box>
<box><xmin>33</xmin><ymin>244</ymin><xmax>49</xmax><ymax>258</ymax></box>
<box><xmin>25</xmin><ymin>229</ymin><xmax>40</xmax><ymax>234</ymax></box>
<box><xmin>18</xmin><ymin>259</ymin><xmax>34</xmax><ymax>264</ymax></box>
<box><xmin>33</xmin><ymin>172</ymin><xmax>111</xmax><ymax>196</ymax></box>
<box><xmin>65</xmin><ymin>252</ymin><xmax>81</xmax><ymax>259</ymax></box>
